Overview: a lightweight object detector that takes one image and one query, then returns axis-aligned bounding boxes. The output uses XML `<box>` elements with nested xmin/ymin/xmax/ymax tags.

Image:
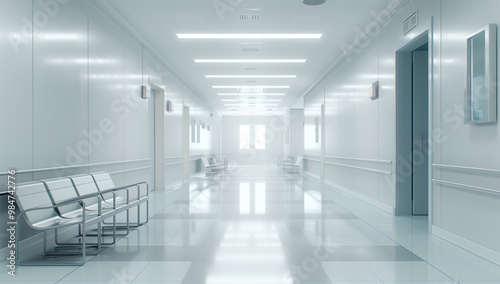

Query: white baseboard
<box><xmin>323</xmin><ymin>179</ymin><xmax>395</xmax><ymax>214</ymax></box>
<box><xmin>432</xmin><ymin>225</ymin><xmax>500</xmax><ymax>266</ymax></box>
<box><xmin>165</xmin><ymin>180</ymin><xmax>184</xmax><ymax>192</ymax></box>
<box><xmin>0</xmin><ymin>229</ymin><xmax>61</xmax><ymax>260</ymax></box>
<box><xmin>303</xmin><ymin>170</ymin><xmax>320</xmax><ymax>180</ymax></box>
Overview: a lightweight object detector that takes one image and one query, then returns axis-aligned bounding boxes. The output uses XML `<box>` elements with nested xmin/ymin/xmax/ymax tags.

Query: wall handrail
<box><xmin>189</xmin><ymin>155</ymin><xmax>204</xmax><ymax>162</ymax></box>
<box><xmin>324</xmin><ymin>161</ymin><xmax>392</xmax><ymax>176</ymax></box>
<box><xmin>433</xmin><ymin>164</ymin><xmax>500</xmax><ymax>175</ymax></box>
<box><xmin>165</xmin><ymin>156</ymin><xmax>184</xmax><ymax>160</ymax></box>
<box><xmin>0</xmin><ymin>165</ymin><xmax>152</xmax><ymax>195</ymax></box>
<box><xmin>432</xmin><ymin>179</ymin><xmax>500</xmax><ymax>196</ymax></box>
<box><xmin>325</xmin><ymin>156</ymin><xmax>392</xmax><ymax>164</ymax></box>
<box><xmin>108</xmin><ymin>166</ymin><xmax>151</xmax><ymax>175</ymax></box>
<box><xmin>165</xmin><ymin>161</ymin><xmax>184</xmax><ymax>167</ymax></box>
<box><xmin>0</xmin><ymin>158</ymin><xmax>151</xmax><ymax>176</ymax></box>
<box><xmin>304</xmin><ymin>155</ymin><xmax>321</xmax><ymax>162</ymax></box>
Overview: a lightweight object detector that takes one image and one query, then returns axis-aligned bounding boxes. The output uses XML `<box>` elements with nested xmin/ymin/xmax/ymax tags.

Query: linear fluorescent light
<box><xmin>217</xmin><ymin>93</ymin><xmax>285</xmax><ymax>96</ymax></box>
<box><xmin>221</xmin><ymin>99</ymin><xmax>242</xmax><ymax>102</ymax></box>
<box><xmin>206</xmin><ymin>75</ymin><xmax>296</xmax><ymax>78</ymax></box>
<box><xmin>225</xmin><ymin>104</ymin><xmax>279</xmax><ymax>106</ymax></box>
<box><xmin>228</xmin><ymin>109</ymin><xmax>269</xmax><ymax>111</ymax></box>
<box><xmin>195</xmin><ymin>59</ymin><xmax>305</xmax><ymax>63</ymax></box>
<box><xmin>213</xmin><ymin>86</ymin><xmax>289</xmax><ymax>89</ymax></box>
<box><xmin>177</xmin><ymin>34</ymin><xmax>322</xmax><ymax>39</ymax></box>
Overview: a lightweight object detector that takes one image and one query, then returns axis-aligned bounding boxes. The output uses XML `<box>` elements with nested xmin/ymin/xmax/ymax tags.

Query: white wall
<box><xmin>0</xmin><ymin>0</ymin><xmax>219</xmax><ymax>250</ymax></box>
<box><xmin>298</xmin><ymin>0</ymin><xmax>500</xmax><ymax>264</ymax></box>
<box><xmin>303</xmin><ymin>87</ymin><xmax>323</xmax><ymax>176</ymax></box>
<box><xmin>288</xmin><ymin>109</ymin><xmax>304</xmax><ymax>156</ymax></box>
<box><xmin>184</xmin><ymin>80</ymin><xmax>221</xmax><ymax>175</ymax></box>
<box><xmin>433</xmin><ymin>0</ymin><xmax>500</xmax><ymax>262</ymax></box>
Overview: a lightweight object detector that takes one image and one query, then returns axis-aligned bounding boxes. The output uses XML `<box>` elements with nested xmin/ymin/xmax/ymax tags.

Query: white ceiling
<box><xmin>98</xmin><ymin>0</ymin><xmax>397</xmax><ymax>115</ymax></box>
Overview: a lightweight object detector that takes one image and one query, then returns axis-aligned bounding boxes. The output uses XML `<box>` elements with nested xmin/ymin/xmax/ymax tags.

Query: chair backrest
<box><xmin>91</xmin><ymin>173</ymin><xmax>115</xmax><ymax>190</ymax></box>
<box><xmin>91</xmin><ymin>172</ymin><xmax>117</xmax><ymax>200</ymax></box>
<box><xmin>43</xmin><ymin>178</ymin><xmax>81</xmax><ymax>215</ymax></box>
<box><xmin>201</xmin><ymin>158</ymin><xmax>210</xmax><ymax>167</ymax></box>
<box><xmin>70</xmin><ymin>174</ymin><xmax>101</xmax><ymax>205</ymax></box>
<box><xmin>15</xmin><ymin>182</ymin><xmax>59</xmax><ymax>226</ymax></box>
<box><xmin>295</xmin><ymin>156</ymin><xmax>303</xmax><ymax>165</ymax></box>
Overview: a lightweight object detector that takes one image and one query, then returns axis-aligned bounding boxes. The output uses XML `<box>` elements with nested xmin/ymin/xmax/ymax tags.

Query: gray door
<box><xmin>412</xmin><ymin>50</ymin><xmax>429</xmax><ymax>215</ymax></box>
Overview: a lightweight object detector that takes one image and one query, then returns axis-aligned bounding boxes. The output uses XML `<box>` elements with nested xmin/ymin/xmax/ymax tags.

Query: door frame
<box><xmin>151</xmin><ymin>83</ymin><xmax>165</xmax><ymax>191</ymax></box>
<box><xmin>183</xmin><ymin>106</ymin><xmax>190</xmax><ymax>180</ymax></box>
<box><xmin>395</xmin><ymin>23</ymin><xmax>434</xmax><ymax>218</ymax></box>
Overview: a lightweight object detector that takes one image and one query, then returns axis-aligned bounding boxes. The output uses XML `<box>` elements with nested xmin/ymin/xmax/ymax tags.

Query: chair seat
<box><xmin>32</xmin><ymin>215</ymin><xmax>84</xmax><ymax>230</ymax></box>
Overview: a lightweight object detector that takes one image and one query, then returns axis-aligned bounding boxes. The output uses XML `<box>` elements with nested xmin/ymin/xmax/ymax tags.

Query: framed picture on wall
<box><xmin>465</xmin><ymin>23</ymin><xmax>497</xmax><ymax>124</ymax></box>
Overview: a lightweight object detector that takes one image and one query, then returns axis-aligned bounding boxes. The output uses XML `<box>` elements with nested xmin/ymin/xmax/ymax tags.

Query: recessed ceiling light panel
<box><xmin>205</xmin><ymin>75</ymin><xmax>296</xmax><ymax>78</ymax></box>
<box><xmin>213</xmin><ymin>86</ymin><xmax>289</xmax><ymax>89</ymax></box>
<box><xmin>177</xmin><ymin>34</ymin><xmax>322</xmax><ymax>39</ymax></box>
<box><xmin>195</xmin><ymin>59</ymin><xmax>305</xmax><ymax>63</ymax></box>
<box><xmin>217</xmin><ymin>93</ymin><xmax>285</xmax><ymax>96</ymax></box>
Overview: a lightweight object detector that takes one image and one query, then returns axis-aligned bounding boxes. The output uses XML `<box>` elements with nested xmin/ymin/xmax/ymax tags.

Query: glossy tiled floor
<box><xmin>3</xmin><ymin>165</ymin><xmax>500</xmax><ymax>283</ymax></box>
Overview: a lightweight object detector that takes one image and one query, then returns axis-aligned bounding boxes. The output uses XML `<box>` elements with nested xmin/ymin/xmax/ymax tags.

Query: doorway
<box><xmin>395</xmin><ymin>32</ymin><xmax>430</xmax><ymax>215</ymax></box>
<box><xmin>183</xmin><ymin>106</ymin><xmax>190</xmax><ymax>180</ymax></box>
<box><xmin>151</xmin><ymin>84</ymin><xmax>165</xmax><ymax>191</ymax></box>
<box><xmin>238</xmin><ymin>123</ymin><xmax>267</xmax><ymax>165</ymax></box>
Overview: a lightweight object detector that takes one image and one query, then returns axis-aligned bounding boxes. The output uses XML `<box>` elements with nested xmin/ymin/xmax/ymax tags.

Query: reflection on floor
<box><xmin>3</xmin><ymin>165</ymin><xmax>500</xmax><ymax>283</ymax></box>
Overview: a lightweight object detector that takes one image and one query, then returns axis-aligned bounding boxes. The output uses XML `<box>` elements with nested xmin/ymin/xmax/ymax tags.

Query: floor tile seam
<box><xmin>54</xmin><ymin>264</ymin><xmax>89</xmax><ymax>283</ymax></box>
<box><xmin>129</xmin><ymin>260</ymin><xmax>152</xmax><ymax>284</ymax></box>
<box><xmin>360</xmin><ymin>260</ymin><xmax>385</xmax><ymax>283</ymax></box>
<box><xmin>320</xmin><ymin>182</ymin><xmax>464</xmax><ymax>283</ymax></box>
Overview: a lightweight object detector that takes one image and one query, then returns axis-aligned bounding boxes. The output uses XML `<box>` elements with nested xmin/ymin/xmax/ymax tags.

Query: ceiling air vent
<box><xmin>246</xmin><ymin>80</ymin><xmax>257</xmax><ymax>83</ymax></box>
<box><xmin>238</xmin><ymin>14</ymin><xmax>260</xmax><ymax>21</ymax></box>
<box><xmin>242</xmin><ymin>47</ymin><xmax>261</xmax><ymax>53</ymax></box>
<box><xmin>403</xmin><ymin>11</ymin><xmax>418</xmax><ymax>35</ymax></box>
<box><xmin>244</xmin><ymin>67</ymin><xmax>258</xmax><ymax>71</ymax></box>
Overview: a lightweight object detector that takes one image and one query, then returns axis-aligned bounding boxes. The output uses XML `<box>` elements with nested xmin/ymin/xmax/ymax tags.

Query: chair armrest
<box><xmin>129</xmin><ymin>182</ymin><xmax>149</xmax><ymax>198</ymax></box>
<box><xmin>99</xmin><ymin>182</ymin><xmax>148</xmax><ymax>203</ymax></box>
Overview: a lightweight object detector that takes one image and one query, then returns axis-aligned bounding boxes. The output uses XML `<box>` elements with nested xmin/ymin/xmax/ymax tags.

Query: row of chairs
<box><xmin>280</xmin><ymin>156</ymin><xmax>303</xmax><ymax>172</ymax></box>
<box><xmin>14</xmin><ymin>173</ymin><xmax>148</xmax><ymax>265</ymax></box>
<box><xmin>201</xmin><ymin>157</ymin><xmax>228</xmax><ymax>176</ymax></box>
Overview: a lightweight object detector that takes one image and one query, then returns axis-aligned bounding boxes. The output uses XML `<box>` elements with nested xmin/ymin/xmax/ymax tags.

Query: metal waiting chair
<box><xmin>15</xmin><ymin>182</ymin><xmax>103</xmax><ymax>265</ymax></box>
<box><xmin>91</xmin><ymin>172</ymin><xmax>149</xmax><ymax>226</ymax></box>
<box><xmin>70</xmin><ymin>174</ymin><xmax>130</xmax><ymax>235</ymax></box>
<box><xmin>283</xmin><ymin>156</ymin><xmax>303</xmax><ymax>173</ymax></box>
<box><xmin>202</xmin><ymin>157</ymin><xmax>221</xmax><ymax>176</ymax></box>
<box><xmin>211</xmin><ymin>156</ymin><xmax>228</xmax><ymax>170</ymax></box>
<box><xmin>42</xmin><ymin>178</ymin><xmax>116</xmax><ymax>247</ymax></box>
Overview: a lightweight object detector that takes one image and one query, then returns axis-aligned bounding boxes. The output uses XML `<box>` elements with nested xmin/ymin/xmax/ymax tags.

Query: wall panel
<box><xmin>33</xmin><ymin>3</ymin><xmax>88</xmax><ymax>170</ymax></box>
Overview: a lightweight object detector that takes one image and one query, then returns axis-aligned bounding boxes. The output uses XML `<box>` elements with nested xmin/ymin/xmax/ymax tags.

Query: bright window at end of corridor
<box><xmin>240</xmin><ymin>125</ymin><xmax>250</xmax><ymax>149</ymax></box>
<box><xmin>255</xmin><ymin>124</ymin><xmax>266</xmax><ymax>149</ymax></box>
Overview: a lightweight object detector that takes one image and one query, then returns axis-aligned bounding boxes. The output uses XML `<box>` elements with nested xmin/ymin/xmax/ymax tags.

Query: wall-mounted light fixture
<box><xmin>141</xmin><ymin>86</ymin><xmax>149</xmax><ymax>99</ymax></box>
<box><xmin>166</xmin><ymin>100</ymin><xmax>173</xmax><ymax>112</ymax></box>
<box><xmin>369</xmin><ymin>81</ymin><xmax>379</xmax><ymax>100</ymax></box>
